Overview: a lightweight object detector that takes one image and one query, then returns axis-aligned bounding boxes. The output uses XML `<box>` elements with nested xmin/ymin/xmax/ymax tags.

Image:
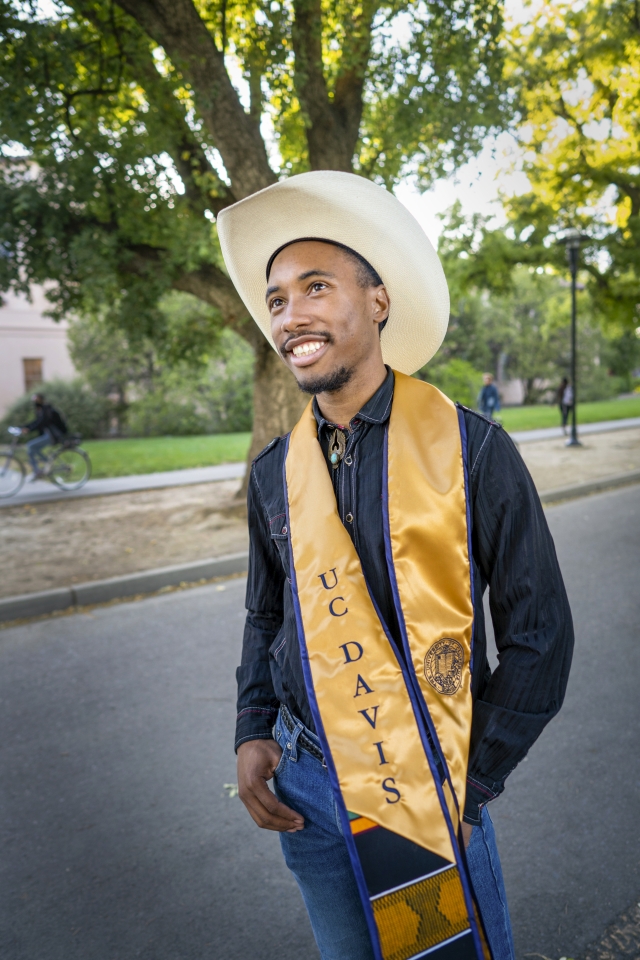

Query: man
<box><xmin>22</xmin><ymin>393</ymin><xmax>68</xmax><ymax>480</ymax></box>
<box><xmin>217</xmin><ymin>173</ymin><xmax>573</xmax><ymax>960</ymax></box>
<box><xmin>478</xmin><ymin>374</ymin><xmax>500</xmax><ymax>421</ymax></box>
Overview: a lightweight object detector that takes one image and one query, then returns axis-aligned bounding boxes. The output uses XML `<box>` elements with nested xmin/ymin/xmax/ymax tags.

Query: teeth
<box><xmin>292</xmin><ymin>341</ymin><xmax>323</xmax><ymax>357</ymax></box>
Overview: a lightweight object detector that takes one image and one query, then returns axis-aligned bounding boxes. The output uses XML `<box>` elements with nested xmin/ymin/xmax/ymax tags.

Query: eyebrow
<box><xmin>265</xmin><ymin>269</ymin><xmax>336</xmax><ymax>303</ymax></box>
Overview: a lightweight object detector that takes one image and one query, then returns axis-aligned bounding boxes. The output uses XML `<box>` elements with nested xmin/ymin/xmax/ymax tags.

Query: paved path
<box><xmin>1</xmin><ymin>461</ymin><xmax>246</xmax><ymax>508</ymax></box>
<box><xmin>0</xmin><ymin>486</ymin><xmax>638</xmax><ymax>959</ymax></box>
<box><xmin>3</xmin><ymin>415</ymin><xmax>639</xmax><ymax>508</ymax></box>
<box><xmin>510</xmin><ymin>415</ymin><xmax>640</xmax><ymax>444</ymax></box>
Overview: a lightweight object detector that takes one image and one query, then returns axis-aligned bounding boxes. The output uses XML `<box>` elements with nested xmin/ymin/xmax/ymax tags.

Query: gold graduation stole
<box><xmin>284</xmin><ymin>372</ymin><xmax>491</xmax><ymax>960</ymax></box>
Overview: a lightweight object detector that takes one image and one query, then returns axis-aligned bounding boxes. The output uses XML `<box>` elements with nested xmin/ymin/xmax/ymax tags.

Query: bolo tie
<box><xmin>328</xmin><ymin>428</ymin><xmax>347</xmax><ymax>469</ymax></box>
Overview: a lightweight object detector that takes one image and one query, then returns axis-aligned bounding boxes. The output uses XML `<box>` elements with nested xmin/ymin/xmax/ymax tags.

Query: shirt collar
<box><xmin>312</xmin><ymin>367</ymin><xmax>395</xmax><ymax>431</ymax></box>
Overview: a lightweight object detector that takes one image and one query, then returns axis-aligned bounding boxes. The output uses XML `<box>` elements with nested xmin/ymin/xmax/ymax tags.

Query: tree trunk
<box><xmin>239</xmin><ymin>339</ymin><xmax>307</xmax><ymax>497</ymax></box>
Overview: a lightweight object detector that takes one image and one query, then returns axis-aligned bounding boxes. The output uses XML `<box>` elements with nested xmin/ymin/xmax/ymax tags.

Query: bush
<box><xmin>578</xmin><ymin>367</ymin><xmax>623</xmax><ymax>402</ymax></box>
<box><xmin>418</xmin><ymin>359</ymin><xmax>484</xmax><ymax>408</ymax></box>
<box><xmin>0</xmin><ymin>378</ymin><xmax>111</xmax><ymax>440</ymax></box>
<box><xmin>125</xmin><ymin>394</ymin><xmax>210</xmax><ymax>437</ymax></box>
<box><xmin>197</xmin><ymin>329</ymin><xmax>254</xmax><ymax>433</ymax></box>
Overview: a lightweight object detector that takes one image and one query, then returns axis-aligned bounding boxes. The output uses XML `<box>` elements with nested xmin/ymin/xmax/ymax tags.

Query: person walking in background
<box><xmin>478</xmin><ymin>373</ymin><xmax>501</xmax><ymax>420</ymax></box>
<box><xmin>557</xmin><ymin>378</ymin><xmax>573</xmax><ymax>436</ymax></box>
<box><xmin>21</xmin><ymin>393</ymin><xmax>68</xmax><ymax>480</ymax></box>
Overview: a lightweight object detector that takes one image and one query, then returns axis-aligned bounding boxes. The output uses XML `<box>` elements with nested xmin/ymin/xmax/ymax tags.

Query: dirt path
<box><xmin>1</xmin><ymin>481</ymin><xmax>248</xmax><ymax>599</ymax></box>
<box><xmin>518</xmin><ymin>426</ymin><xmax>640</xmax><ymax>492</ymax></box>
<box><xmin>2</xmin><ymin>427</ymin><xmax>638</xmax><ymax>599</ymax></box>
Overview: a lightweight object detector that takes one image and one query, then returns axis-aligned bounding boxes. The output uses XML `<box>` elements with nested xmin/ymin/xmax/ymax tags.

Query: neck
<box><xmin>315</xmin><ymin>356</ymin><xmax>387</xmax><ymax>426</ymax></box>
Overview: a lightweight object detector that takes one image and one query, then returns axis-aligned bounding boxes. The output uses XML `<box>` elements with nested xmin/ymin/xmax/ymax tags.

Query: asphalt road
<box><xmin>0</xmin><ymin>485</ymin><xmax>638</xmax><ymax>960</ymax></box>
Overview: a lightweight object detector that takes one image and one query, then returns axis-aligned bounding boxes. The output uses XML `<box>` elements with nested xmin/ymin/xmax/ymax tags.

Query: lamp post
<box><xmin>558</xmin><ymin>229</ymin><xmax>589</xmax><ymax>447</ymax></box>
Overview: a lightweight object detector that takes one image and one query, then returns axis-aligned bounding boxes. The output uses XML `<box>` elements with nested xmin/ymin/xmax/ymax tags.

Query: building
<box><xmin>0</xmin><ymin>287</ymin><xmax>76</xmax><ymax>417</ymax></box>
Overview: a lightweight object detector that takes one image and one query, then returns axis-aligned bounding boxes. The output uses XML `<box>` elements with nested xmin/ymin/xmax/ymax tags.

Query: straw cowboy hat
<box><xmin>217</xmin><ymin>171</ymin><xmax>450</xmax><ymax>375</ymax></box>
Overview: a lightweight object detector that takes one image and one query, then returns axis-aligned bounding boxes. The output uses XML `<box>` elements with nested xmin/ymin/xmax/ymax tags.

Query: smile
<box><xmin>291</xmin><ymin>341</ymin><xmax>324</xmax><ymax>357</ymax></box>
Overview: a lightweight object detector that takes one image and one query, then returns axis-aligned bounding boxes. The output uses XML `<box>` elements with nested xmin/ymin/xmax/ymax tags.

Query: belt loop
<box><xmin>288</xmin><ymin>719</ymin><xmax>304</xmax><ymax>761</ymax></box>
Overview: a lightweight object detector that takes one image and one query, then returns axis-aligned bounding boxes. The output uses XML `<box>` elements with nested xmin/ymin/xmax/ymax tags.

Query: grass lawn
<box><xmin>79</xmin><ymin>396</ymin><xmax>640</xmax><ymax>478</ymax></box>
<box><xmin>83</xmin><ymin>433</ymin><xmax>251</xmax><ymax>478</ymax></box>
<box><xmin>499</xmin><ymin>395</ymin><xmax>640</xmax><ymax>433</ymax></box>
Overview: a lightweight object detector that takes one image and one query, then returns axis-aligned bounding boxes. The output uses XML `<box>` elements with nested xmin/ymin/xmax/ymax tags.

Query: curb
<box><xmin>2</xmin><ymin>470</ymin><xmax>639</xmax><ymax>626</ymax></box>
<box><xmin>0</xmin><ymin>552</ymin><xmax>249</xmax><ymax>625</ymax></box>
<box><xmin>539</xmin><ymin>469</ymin><xmax>640</xmax><ymax>504</ymax></box>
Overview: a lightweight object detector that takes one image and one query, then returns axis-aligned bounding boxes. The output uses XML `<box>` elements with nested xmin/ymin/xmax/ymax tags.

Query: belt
<box><xmin>280</xmin><ymin>704</ymin><xmax>325</xmax><ymax>765</ymax></box>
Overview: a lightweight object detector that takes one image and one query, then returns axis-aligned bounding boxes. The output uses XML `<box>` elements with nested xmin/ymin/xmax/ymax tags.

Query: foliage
<box><xmin>123</xmin><ymin>328</ymin><xmax>254</xmax><ymax>435</ymax></box>
<box><xmin>418</xmin><ymin>358</ymin><xmax>483</xmax><ymax>408</ymax></box>
<box><xmin>82</xmin><ymin>432</ymin><xmax>251</xmax><ymax>477</ymax></box>
<box><xmin>125</xmin><ymin>395</ymin><xmax>210</xmax><ymax>437</ymax></box>
<box><xmin>499</xmin><ymin>0</ymin><xmax>640</xmax><ymax>329</ymax></box>
<box><xmin>436</xmin><ymin>206</ymin><xmax>638</xmax><ymax>403</ymax></box>
<box><xmin>195</xmin><ymin>328</ymin><xmax>254</xmax><ymax>433</ymax></box>
<box><xmin>0</xmin><ymin>0</ymin><xmax>507</xmax><ymax>319</ymax></box>
<box><xmin>67</xmin><ymin>297</ymin><xmax>253</xmax><ymax>435</ymax></box>
<box><xmin>0</xmin><ymin>378</ymin><xmax>111</xmax><ymax>439</ymax></box>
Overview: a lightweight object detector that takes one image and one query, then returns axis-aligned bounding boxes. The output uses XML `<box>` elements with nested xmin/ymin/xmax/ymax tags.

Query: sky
<box><xmin>396</xmin><ymin>132</ymin><xmax>531</xmax><ymax>247</ymax></box>
<box><xmin>396</xmin><ymin>0</ymin><xmax>532</xmax><ymax>246</ymax></box>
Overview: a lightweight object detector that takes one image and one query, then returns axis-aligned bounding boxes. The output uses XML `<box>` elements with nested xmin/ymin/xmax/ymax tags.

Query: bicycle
<box><xmin>0</xmin><ymin>427</ymin><xmax>92</xmax><ymax>498</ymax></box>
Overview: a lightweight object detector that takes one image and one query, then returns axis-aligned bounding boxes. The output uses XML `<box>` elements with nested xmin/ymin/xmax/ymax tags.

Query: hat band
<box><xmin>265</xmin><ymin>237</ymin><xmax>383</xmax><ymax>285</ymax></box>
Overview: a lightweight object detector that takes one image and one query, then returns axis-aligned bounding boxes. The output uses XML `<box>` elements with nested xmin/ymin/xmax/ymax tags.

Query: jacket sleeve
<box><xmin>463</xmin><ymin>425</ymin><xmax>574</xmax><ymax>823</ymax></box>
<box><xmin>234</xmin><ymin>465</ymin><xmax>285</xmax><ymax>751</ymax></box>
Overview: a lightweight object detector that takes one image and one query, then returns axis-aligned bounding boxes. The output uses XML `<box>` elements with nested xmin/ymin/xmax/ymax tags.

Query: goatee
<box><xmin>297</xmin><ymin>365</ymin><xmax>353</xmax><ymax>396</ymax></box>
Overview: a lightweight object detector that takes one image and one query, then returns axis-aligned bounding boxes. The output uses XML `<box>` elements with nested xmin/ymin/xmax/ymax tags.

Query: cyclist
<box><xmin>21</xmin><ymin>393</ymin><xmax>69</xmax><ymax>481</ymax></box>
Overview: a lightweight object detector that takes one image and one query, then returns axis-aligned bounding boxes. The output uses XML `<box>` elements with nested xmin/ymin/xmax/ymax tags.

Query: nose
<box><xmin>278</xmin><ymin>295</ymin><xmax>314</xmax><ymax>335</ymax></box>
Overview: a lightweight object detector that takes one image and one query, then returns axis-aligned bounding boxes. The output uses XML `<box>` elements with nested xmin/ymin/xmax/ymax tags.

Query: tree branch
<box><xmin>119</xmin><ymin>242</ymin><xmax>260</xmax><ymax>344</ymax></box>
<box><xmin>115</xmin><ymin>0</ymin><xmax>276</xmax><ymax>197</ymax></box>
<box><xmin>292</xmin><ymin>0</ymin><xmax>377</xmax><ymax>170</ymax></box>
<box><xmin>332</xmin><ymin>0</ymin><xmax>378</xmax><ymax>158</ymax></box>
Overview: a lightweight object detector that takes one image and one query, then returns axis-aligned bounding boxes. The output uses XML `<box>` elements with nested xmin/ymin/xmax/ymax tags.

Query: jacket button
<box><xmin>344</xmin><ymin>455</ymin><xmax>353</xmax><ymax>465</ymax></box>
<box><xmin>281</xmin><ymin>526</ymin><xmax>288</xmax><ymax>535</ymax></box>
<box><xmin>346</xmin><ymin>513</ymin><xmax>354</xmax><ymax>523</ymax></box>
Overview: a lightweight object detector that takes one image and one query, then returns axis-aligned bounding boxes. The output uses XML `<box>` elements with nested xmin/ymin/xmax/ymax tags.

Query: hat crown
<box><xmin>217</xmin><ymin>171</ymin><xmax>449</xmax><ymax>375</ymax></box>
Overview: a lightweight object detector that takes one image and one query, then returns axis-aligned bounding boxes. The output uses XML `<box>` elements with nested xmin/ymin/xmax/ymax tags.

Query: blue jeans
<box><xmin>27</xmin><ymin>430</ymin><xmax>52</xmax><ymax>472</ymax></box>
<box><xmin>273</xmin><ymin>710</ymin><xmax>515</xmax><ymax>960</ymax></box>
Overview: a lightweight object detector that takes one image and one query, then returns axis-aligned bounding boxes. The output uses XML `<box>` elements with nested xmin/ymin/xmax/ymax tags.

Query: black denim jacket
<box><xmin>236</xmin><ymin>370</ymin><xmax>574</xmax><ymax>823</ymax></box>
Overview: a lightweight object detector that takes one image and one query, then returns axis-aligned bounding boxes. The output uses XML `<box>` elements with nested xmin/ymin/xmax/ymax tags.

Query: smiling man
<box><xmin>217</xmin><ymin>173</ymin><xmax>573</xmax><ymax>960</ymax></box>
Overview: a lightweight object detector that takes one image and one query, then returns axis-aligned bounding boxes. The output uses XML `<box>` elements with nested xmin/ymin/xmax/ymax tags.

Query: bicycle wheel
<box><xmin>0</xmin><ymin>452</ymin><xmax>26</xmax><ymax>498</ymax></box>
<box><xmin>50</xmin><ymin>447</ymin><xmax>91</xmax><ymax>490</ymax></box>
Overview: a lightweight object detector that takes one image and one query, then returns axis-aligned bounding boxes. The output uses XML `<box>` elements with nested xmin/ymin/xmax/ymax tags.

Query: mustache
<box><xmin>278</xmin><ymin>331</ymin><xmax>335</xmax><ymax>358</ymax></box>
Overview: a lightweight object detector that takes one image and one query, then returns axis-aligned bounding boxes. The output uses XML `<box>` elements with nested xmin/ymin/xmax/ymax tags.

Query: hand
<box><xmin>237</xmin><ymin>739</ymin><xmax>305</xmax><ymax>833</ymax></box>
<box><xmin>460</xmin><ymin>821</ymin><xmax>474</xmax><ymax>850</ymax></box>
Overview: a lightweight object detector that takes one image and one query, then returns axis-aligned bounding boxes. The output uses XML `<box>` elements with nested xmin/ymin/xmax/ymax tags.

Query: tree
<box><xmin>0</xmin><ymin>0</ymin><xmax>506</xmax><ymax>475</ymax></box>
<box><xmin>502</xmin><ymin>0</ymin><xmax>640</xmax><ymax>329</ymax></box>
<box><xmin>434</xmin><ymin>204</ymin><xmax>631</xmax><ymax>403</ymax></box>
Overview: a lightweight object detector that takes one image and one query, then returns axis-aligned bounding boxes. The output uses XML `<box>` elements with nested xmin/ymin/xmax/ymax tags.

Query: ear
<box><xmin>371</xmin><ymin>285</ymin><xmax>390</xmax><ymax>325</ymax></box>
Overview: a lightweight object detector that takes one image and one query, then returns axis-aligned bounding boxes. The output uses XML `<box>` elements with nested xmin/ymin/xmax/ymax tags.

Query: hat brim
<box><xmin>217</xmin><ymin>171</ymin><xmax>449</xmax><ymax>376</ymax></box>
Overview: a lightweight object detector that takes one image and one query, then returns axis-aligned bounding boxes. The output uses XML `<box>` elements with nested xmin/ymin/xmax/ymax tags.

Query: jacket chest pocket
<box><xmin>269</xmin><ymin>515</ymin><xmax>291</xmax><ymax>576</ymax></box>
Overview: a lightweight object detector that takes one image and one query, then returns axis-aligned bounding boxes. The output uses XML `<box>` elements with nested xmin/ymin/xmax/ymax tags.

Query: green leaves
<box><xmin>503</xmin><ymin>0</ymin><xmax>640</xmax><ymax>329</ymax></box>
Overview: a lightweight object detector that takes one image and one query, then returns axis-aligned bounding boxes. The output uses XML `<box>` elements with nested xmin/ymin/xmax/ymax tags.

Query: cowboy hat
<box><xmin>216</xmin><ymin>171</ymin><xmax>449</xmax><ymax>375</ymax></box>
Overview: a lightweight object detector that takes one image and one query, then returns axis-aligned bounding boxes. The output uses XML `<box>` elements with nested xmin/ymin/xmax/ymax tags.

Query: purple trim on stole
<box><xmin>454</xmin><ymin>406</ymin><xmax>495</xmax><ymax>955</ymax></box>
<box><xmin>457</xmin><ymin>406</ymin><xmax>477</xmax><ymax>675</ymax></box>
<box><xmin>381</xmin><ymin>423</ymin><xmax>488</xmax><ymax>960</ymax></box>
<box><xmin>282</xmin><ymin>436</ymin><xmax>384</xmax><ymax>960</ymax></box>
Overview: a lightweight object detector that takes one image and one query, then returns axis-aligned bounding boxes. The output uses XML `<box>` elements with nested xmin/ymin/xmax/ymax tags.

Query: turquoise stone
<box><xmin>330</xmin><ymin>453</ymin><xmax>338</xmax><ymax>463</ymax></box>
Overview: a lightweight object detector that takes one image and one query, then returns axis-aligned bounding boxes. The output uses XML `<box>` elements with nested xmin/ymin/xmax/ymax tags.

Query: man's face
<box><xmin>266</xmin><ymin>241</ymin><xmax>389</xmax><ymax>394</ymax></box>
<box><xmin>483</xmin><ymin>375</ymin><xmax>493</xmax><ymax>386</ymax></box>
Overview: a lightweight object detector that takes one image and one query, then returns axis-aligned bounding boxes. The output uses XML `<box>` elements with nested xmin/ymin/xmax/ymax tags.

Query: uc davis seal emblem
<box><xmin>424</xmin><ymin>638</ymin><xmax>464</xmax><ymax>696</ymax></box>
